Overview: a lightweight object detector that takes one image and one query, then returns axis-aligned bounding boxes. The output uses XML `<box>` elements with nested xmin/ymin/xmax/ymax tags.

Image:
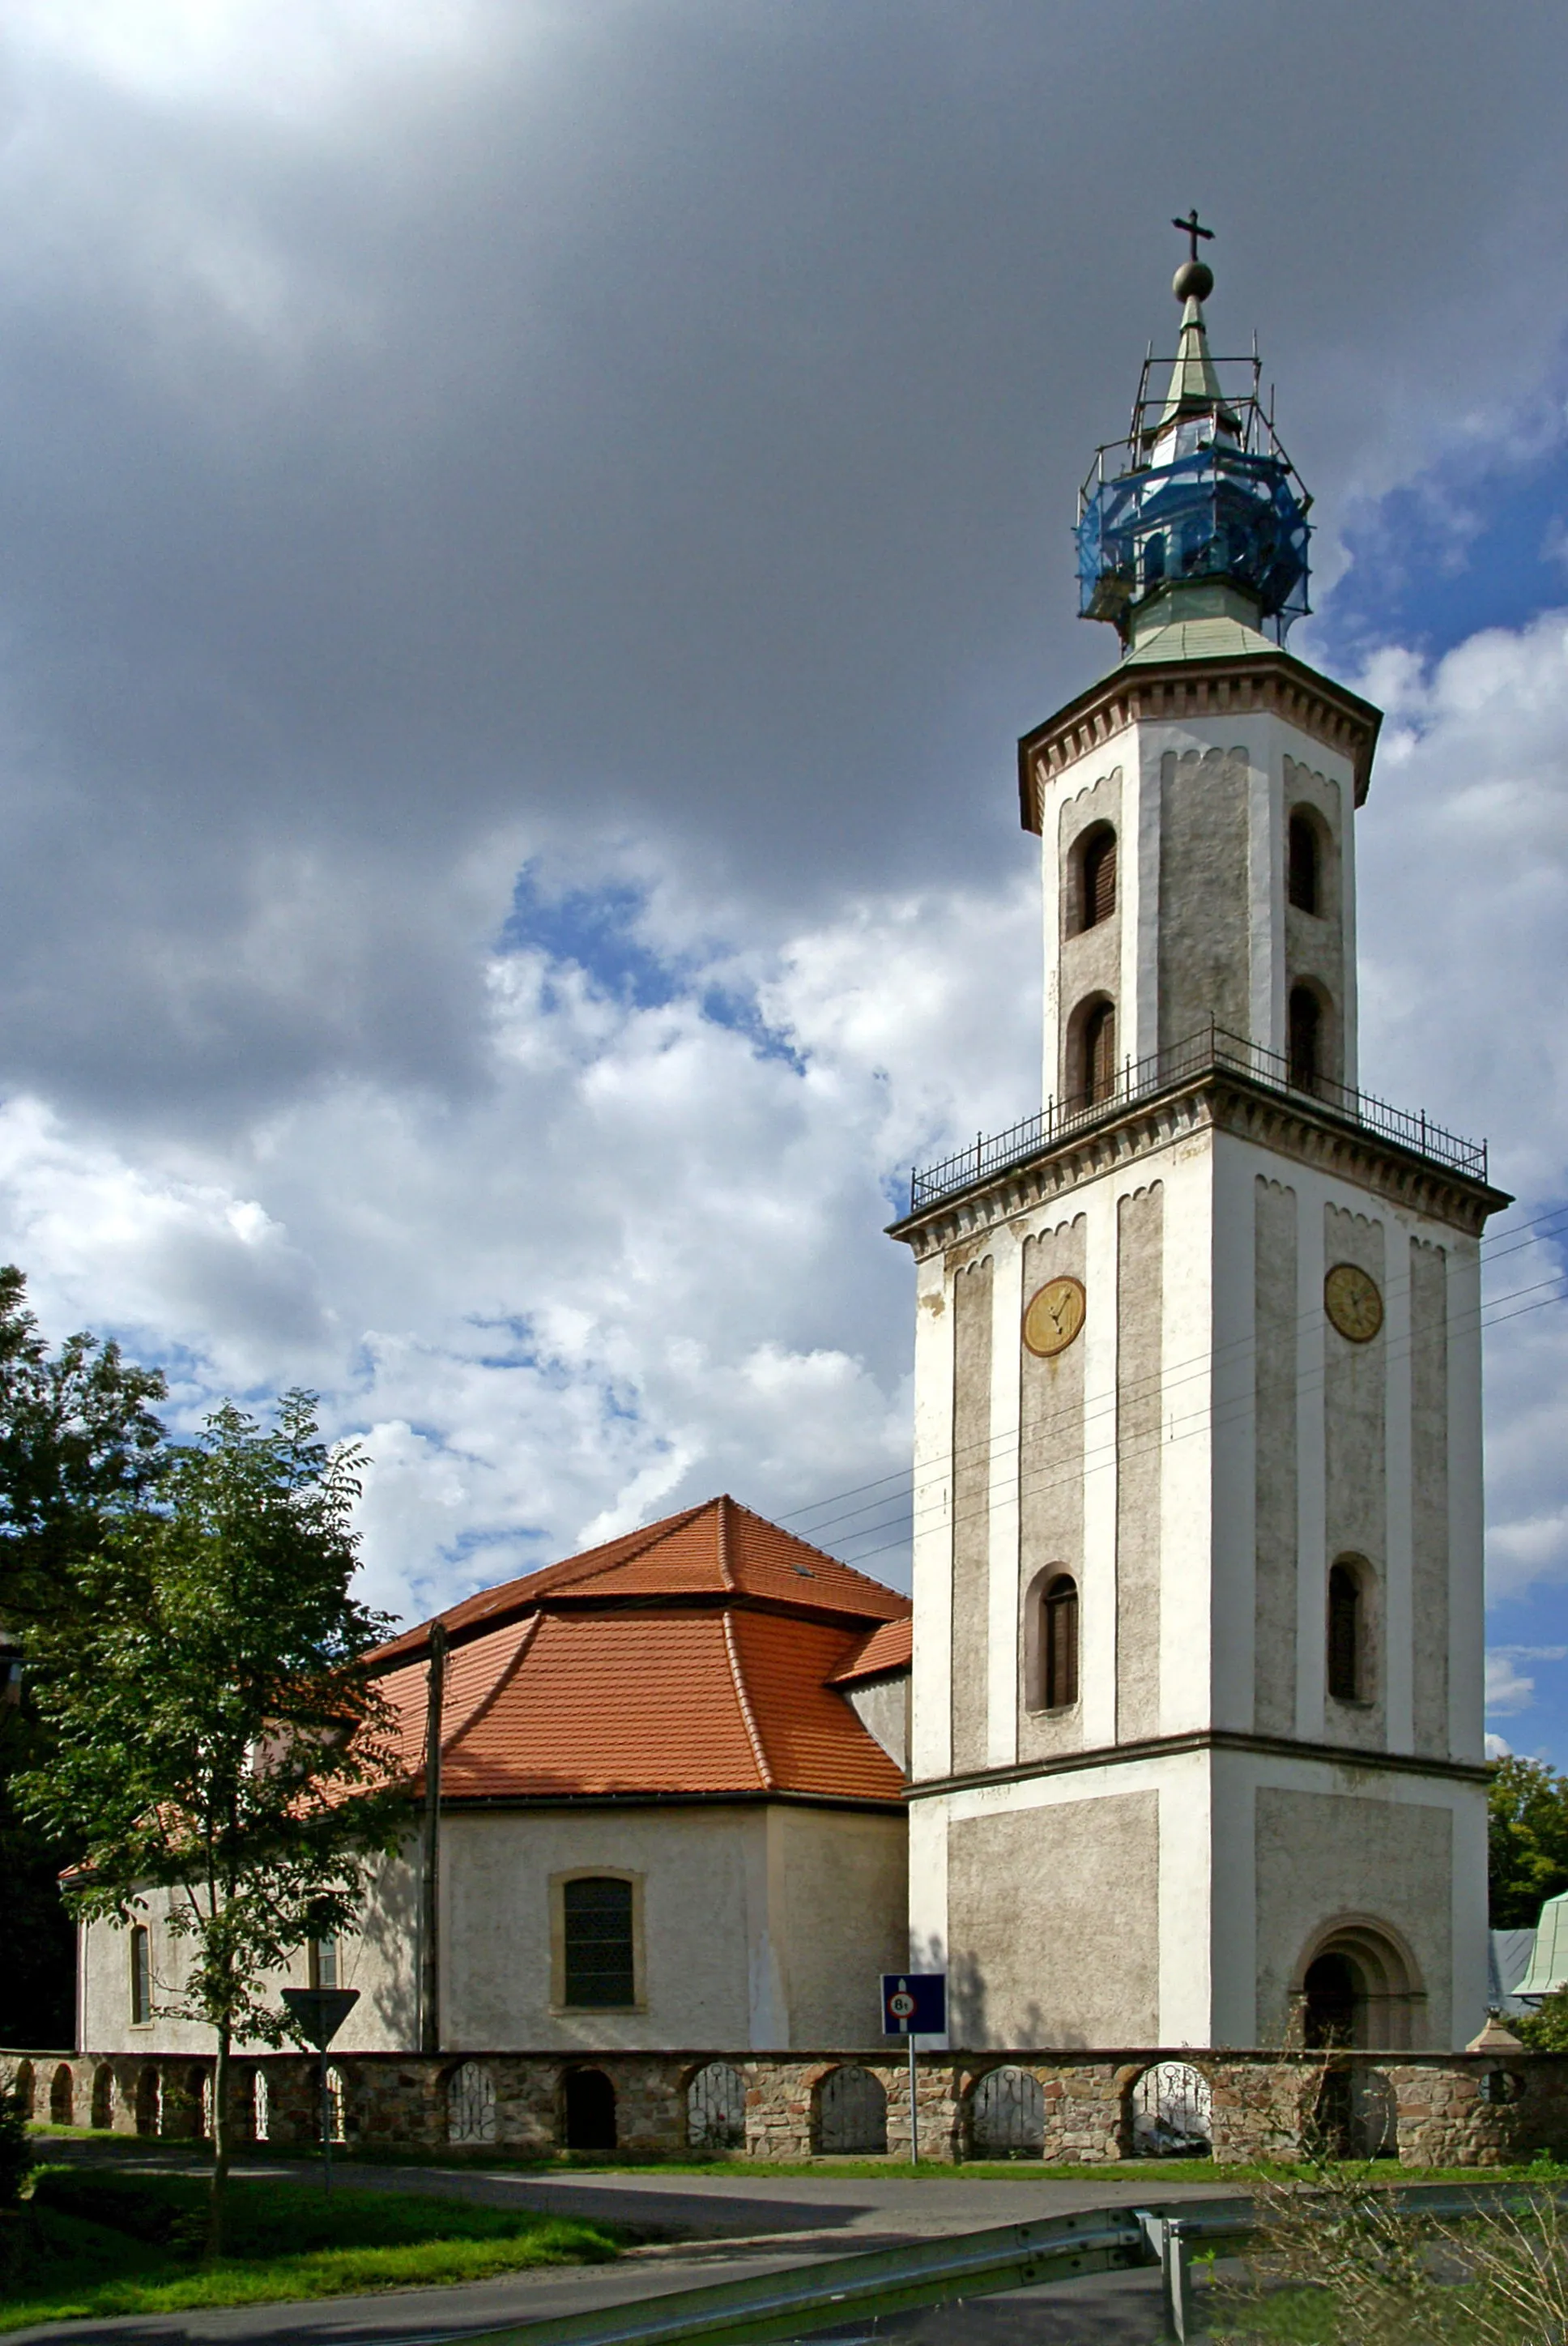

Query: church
<box><xmin>79</xmin><ymin>234</ymin><xmax>1506</xmax><ymax>2067</ymax></box>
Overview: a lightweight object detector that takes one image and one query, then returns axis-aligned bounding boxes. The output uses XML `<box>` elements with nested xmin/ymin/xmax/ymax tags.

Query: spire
<box><xmin>1073</xmin><ymin>214</ymin><xmax>1311</xmax><ymax>651</ymax></box>
<box><xmin>1157</xmin><ymin>288</ymin><xmax>1226</xmax><ymax>424</ymax></box>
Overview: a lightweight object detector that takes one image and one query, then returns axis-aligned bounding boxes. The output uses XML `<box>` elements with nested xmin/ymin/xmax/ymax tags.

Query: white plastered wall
<box><xmin>1038</xmin><ymin>707</ymin><xmax>1360</xmax><ymax>1095</ymax></box>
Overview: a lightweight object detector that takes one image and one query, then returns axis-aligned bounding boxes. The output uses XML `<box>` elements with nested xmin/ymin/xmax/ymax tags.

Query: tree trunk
<box><xmin>207</xmin><ymin>2020</ymin><xmax>232</xmax><ymax>2261</ymax></box>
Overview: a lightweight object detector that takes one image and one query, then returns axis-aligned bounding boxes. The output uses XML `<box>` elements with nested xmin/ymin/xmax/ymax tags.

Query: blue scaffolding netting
<box><xmin>1076</xmin><ymin>444</ymin><xmax>1311</xmax><ymax>637</ymax></box>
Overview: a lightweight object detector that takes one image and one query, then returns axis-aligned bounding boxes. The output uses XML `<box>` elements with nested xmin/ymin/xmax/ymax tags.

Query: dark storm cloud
<box><xmin>1</xmin><ymin>0</ymin><xmax>1566</xmax><ymax>1122</ymax></box>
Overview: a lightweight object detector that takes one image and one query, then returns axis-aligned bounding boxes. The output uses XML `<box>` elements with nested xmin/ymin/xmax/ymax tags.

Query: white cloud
<box><xmin>1487</xmin><ymin>1649</ymin><xmax>1568</xmax><ymax>1717</ymax></box>
<box><xmin>0</xmin><ymin>864</ymin><xmax>1037</xmax><ymax>1624</ymax></box>
<box><xmin>5</xmin><ymin>0</ymin><xmax>498</xmax><ymax>121</ymax></box>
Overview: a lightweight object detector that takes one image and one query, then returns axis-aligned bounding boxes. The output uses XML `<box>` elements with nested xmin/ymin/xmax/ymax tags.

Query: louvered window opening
<box><xmin>1083</xmin><ymin>1003</ymin><xmax>1116</xmax><ymax>1105</ymax></box>
<box><xmin>1044</xmin><ymin>1576</ymin><xmax>1079</xmax><ymax>1710</ymax></box>
<box><xmin>1080</xmin><ymin>830</ymin><xmax>1117</xmax><ymax>928</ymax></box>
<box><xmin>563</xmin><ymin>1877</ymin><xmax>635</xmax><ymax>2007</ymax></box>
<box><xmin>1288</xmin><ymin>986</ymin><xmax>1319</xmax><ymax>1092</ymax></box>
<box><xmin>1288</xmin><ymin>813</ymin><xmax>1319</xmax><ymax>914</ymax></box>
<box><xmin>1327</xmin><ymin>1563</ymin><xmax>1361</xmax><ymax>1702</ymax></box>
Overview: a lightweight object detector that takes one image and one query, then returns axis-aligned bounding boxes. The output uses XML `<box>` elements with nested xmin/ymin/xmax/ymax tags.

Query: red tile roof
<box><xmin>828</xmin><ymin>1615</ymin><xmax>914</xmax><ymax>1685</ymax></box>
<box><xmin>373</xmin><ymin>1496</ymin><xmax>910</xmax><ymax>1807</ymax></box>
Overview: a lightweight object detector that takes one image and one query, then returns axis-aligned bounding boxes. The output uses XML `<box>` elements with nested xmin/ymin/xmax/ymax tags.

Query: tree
<box><xmin>19</xmin><ymin>1394</ymin><xmax>406</xmax><ymax>2254</ymax></box>
<box><xmin>0</xmin><ymin>1265</ymin><xmax>168</xmax><ymax>2045</ymax></box>
<box><xmin>0</xmin><ymin>1264</ymin><xmax>168</xmax><ymax>1623</ymax></box>
<box><xmin>1488</xmin><ymin>1755</ymin><xmax>1568</xmax><ymax>1929</ymax></box>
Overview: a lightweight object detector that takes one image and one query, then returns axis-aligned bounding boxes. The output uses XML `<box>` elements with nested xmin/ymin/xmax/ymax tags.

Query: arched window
<box><xmin>563</xmin><ymin>2067</ymin><xmax>617</xmax><ymax>2151</ymax></box>
<box><xmin>687</xmin><ymin>2061</ymin><xmax>746</xmax><ymax>2151</ymax></box>
<box><xmin>561</xmin><ymin>1876</ymin><xmax>636</xmax><ymax>2009</ymax></box>
<box><xmin>1073</xmin><ymin>999</ymin><xmax>1116</xmax><ymax>1107</ymax></box>
<box><xmin>1327</xmin><ymin>1562</ymin><xmax>1361</xmax><ymax>1702</ymax></box>
<box><xmin>1287</xmin><ymin>985</ymin><xmax>1320</xmax><ymax>1093</ymax></box>
<box><xmin>815</xmin><ymin>2065</ymin><xmax>888</xmax><ymax>2155</ymax></box>
<box><xmin>1127</xmin><ymin>2062</ymin><xmax>1212</xmax><ymax>2156</ymax></box>
<box><xmin>1075</xmin><ymin>826</ymin><xmax>1118</xmax><ymax>931</ymax></box>
<box><xmin>969</xmin><ymin>2066</ymin><xmax>1045</xmax><ymax>2157</ymax></box>
<box><xmin>130</xmin><ymin>1926</ymin><xmax>151</xmax><ymax>2025</ymax></box>
<box><xmin>1288</xmin><ymin>811</ymin><xmax>1321</xmax><ymax>914</ymax></box>
<box><xmin>1043</xmin><ymin>1575</ymin><xmax>1079</xmax><ymax>1711</ymax></box>
<box><xmin>49</xmin><ymin>2063</ymin><xmax>73</xmax><ymax>2127</ymax></box>
<box><xmin>447</xmin><ymin>2062</ymin><xmax>497</xmax><ymax>2145</ymax></box>
<box><xmin>90</xmin><ymin>2066</ymin><xmax>114</xmax><ymax>2131</ymax></box>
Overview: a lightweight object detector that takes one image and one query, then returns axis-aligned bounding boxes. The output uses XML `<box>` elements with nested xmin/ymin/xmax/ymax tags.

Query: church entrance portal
<box><xmin>1299</xmin><ymin>1925</ymin><xmax>1421</xmax><ymax>2050</ymax></box>
<box><xmin>564</xmin><ymin>2067</ymin><xmax>616</xmax><ymax>2151</ymax></box>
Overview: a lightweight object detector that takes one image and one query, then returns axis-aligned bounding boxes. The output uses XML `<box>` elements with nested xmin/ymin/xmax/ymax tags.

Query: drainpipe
<box><xmin>419</xmin><ymin>1622</ymin><xmax>446</xmax><ymax>2055</ymax></box>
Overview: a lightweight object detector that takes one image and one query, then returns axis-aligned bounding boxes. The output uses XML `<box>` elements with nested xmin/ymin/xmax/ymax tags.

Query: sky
<box><xmin>1</xmin><ymin>2</ymin><xmax>1567</xmax><ymax>1755</ymax></box>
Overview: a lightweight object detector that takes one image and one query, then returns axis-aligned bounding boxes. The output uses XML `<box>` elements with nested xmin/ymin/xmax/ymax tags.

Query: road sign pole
<box><xmin>908</xmin><ymin>2030</ymin><xmax>918</xmax><ymax>2169</ymax></box>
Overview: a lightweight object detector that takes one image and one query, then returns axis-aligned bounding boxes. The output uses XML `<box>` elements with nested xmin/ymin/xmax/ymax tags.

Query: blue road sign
<box><xmin>881</xmin><ymin>1972</ymin><xmax>946</xmax><ymax>2035</ymax></box>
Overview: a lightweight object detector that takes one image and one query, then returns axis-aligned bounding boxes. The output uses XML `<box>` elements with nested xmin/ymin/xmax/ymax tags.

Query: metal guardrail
<box><xmin>907</xmin><ymin>1021</ymin><xmax>1489</xmax><ymax>1212</ymax></box>
<box><xmin>446</xmin><ymin>2181</ymin><xmax>1559</xmax><ymax>2346</ymax></box>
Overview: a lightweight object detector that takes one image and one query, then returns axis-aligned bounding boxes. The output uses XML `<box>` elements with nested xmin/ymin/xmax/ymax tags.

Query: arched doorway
<box><xmin>1298</xmin><ymin>1924</ymin><xmax>1422</xmax><ymax>2050</ymax></box>
<box><xmin>563</xmin><ymin>2067</ymin><xmax>616</xmax><ymax>2152</ymax></box>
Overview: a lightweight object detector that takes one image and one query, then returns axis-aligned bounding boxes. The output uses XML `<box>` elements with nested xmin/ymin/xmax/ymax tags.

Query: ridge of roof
<box><xmin>371</xmin><ymin>1495</ymin><xmax>908</xmax><ymax>1669</ymax></box>
<box><xmin>722</xmin><ymin>1609</ymin><xmax>774</xmax><ymax>1789</ymax></box>
<box><xmin>828</xmin><ymin>1615</ymin><xmax>913</xmax><ymax>1686</ymax></box>
<box><xmin>438</xmin><ymin>1614</ymin><xmax>540</xmax><ymax>1761</ymax></box>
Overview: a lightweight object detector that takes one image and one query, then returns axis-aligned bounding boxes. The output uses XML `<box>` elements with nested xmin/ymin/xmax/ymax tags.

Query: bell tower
<box><xmin>893</xmin><ymin>228</ymin><xmax>1510</xmax><ymax>2054</ymax></box>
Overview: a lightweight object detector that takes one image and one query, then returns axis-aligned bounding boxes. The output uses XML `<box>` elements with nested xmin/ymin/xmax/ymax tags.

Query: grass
<box><xmin>0</xmin><ymin>2168</ymin><xmax>621</xmax><ymax>2330</ymax></box>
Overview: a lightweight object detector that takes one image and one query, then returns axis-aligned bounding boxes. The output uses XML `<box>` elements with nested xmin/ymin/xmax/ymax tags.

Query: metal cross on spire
<box><xmin>1171</xmin><ymin>209</ymin><xmax>1214</xmax><ymax>263</ymax></box>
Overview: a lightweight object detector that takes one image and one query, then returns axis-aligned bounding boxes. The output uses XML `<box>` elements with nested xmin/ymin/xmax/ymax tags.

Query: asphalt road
<box><xmin>7</xmin><ymin>2155</ymin><xmax>1244</xmax><ymax>2345</ymax></box>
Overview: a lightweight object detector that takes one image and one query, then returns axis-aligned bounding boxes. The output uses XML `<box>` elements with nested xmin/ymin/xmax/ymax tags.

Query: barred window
<box><xmin>562</xmin><ymin>1877</ymin><xmax>636</xmax><ymax>2009</ymax></box>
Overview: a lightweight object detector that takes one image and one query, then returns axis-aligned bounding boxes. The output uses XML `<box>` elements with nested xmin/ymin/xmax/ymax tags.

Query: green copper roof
<box><xmin>1515</xmin><ymin>1889</ymin><xmax>1568</xmax><ymax>1995</ymax></box>
<box><xmin>1157</xmin><ymin>293</ymin><xmax>1226</xmax><ymax>424</ymax></box>
<box><xmin>1121</xmin><ymin>579</ymin><xmax>1277</xmax><ymax>665</ymax></box>
<box><xmin>1123</xmin><ymin>612</ymin><xmax>1278</xmax><ymax>665</ymax></box>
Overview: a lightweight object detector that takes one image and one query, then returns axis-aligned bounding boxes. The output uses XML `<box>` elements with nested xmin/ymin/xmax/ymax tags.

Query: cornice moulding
<box><xmin>1016</xmin><ymin>650</ymin><xmax>1383</xmax><ymax>833</ymax></box>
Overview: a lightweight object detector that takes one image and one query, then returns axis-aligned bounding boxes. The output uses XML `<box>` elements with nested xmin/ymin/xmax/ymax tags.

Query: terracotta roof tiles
<box><xmin>373</xmin><ymin>1496</ymin><xmax>909</xmax><ymax>1808</ymax></box>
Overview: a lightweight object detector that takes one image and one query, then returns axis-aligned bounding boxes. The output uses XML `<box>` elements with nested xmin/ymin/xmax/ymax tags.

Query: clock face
<box><xmin>1022</xmin><ymin>1275</ymin><xmax>1086</xmax><ymax>1359</ymax></box>
<box><xmin>1324</xmin><ymin>1261</ymin><xmax>1383</xmax><ymax>1344</ymax></box>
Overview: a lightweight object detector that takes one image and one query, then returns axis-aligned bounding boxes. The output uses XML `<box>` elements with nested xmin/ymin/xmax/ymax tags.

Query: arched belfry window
<box><xmin>1075</xmin><ymin>999</ymin><xmax>1117</xmax><ymax>1107</ymax></box>
<box><xmin>1288</xmin><ymin>811</ymin><xmax>1321</xmax><ymax>915</ymax></box>
<box><xmin>1043</xmin><ymin>1574</ymin><xmax>1079</xmax><ymax>1710</ymax></box>
<box><xmin>1327</xmin><ymin>1562</ymin><xmax>1362</xmax><ymax>1702</ymax></box>
<box><xmin>1287</xmin><ymin>985</ymin><xmax>1320</xmax><ymax>1094</ymax></box>
<box><xmin>1076</xmin><ymin>826</ymin><xmax>1117</xmax><ymax>931</ymax></box>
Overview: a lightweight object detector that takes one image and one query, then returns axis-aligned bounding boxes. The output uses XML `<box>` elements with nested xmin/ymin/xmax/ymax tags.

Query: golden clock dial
<box><xmin>1022</xmin><ymin>1275</ymin><xmax>1086</xmax><ymax>1359</ymax></box>
<box><xmin>1324</xmin><ymin>1261</ymin><xmax>1383</xmax><ymax>1344</ymax></box>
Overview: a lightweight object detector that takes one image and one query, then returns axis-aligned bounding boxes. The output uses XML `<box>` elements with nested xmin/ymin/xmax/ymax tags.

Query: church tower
<box><xmin>891</xmin><ymin>228</ymin><xmax>1509</xmax><ymax>2053</ymax></box>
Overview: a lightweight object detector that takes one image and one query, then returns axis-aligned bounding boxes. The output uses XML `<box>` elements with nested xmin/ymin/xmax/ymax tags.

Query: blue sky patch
<box><xmin>1316</xmin><ymin>393</ymin><xmax>1568</xmax><ymax>670</ymax></box>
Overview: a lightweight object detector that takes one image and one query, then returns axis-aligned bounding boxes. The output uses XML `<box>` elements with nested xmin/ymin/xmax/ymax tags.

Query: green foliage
<box><xmin>1513</xmin><ymin>1985</ymin><xmax>1568</xmax><ymax>2052</ymax></box>
<box><xmin>16</xmin><ymin>1394</ymin><xmax>409</xmax><ymax>2251</ymax></box>
<box><xmin>19</xmin><ymin>1394</ymin><xmax>406</xmax><ymax>2048</ymax></box>
<box><xmin>1488</xmin><ymin>1755</ymin><xmax>1568</xmax><ymax>1928</ymax></box>
<box><xmin>0</xmin><ymin>2094</ymin><xmax>32</xmax><ymax>2213</ymax></box>
<box><xmin>0</xmin><ymin>1265</ymin><xmax>167</xmax><ymax>1626</ymax></box>
<box><xmin>0</xmin><ymin>2174</ymin><xmax>618</xmax><ymax>2327</ymax></box>
<box><xmin>0</xmin><ymin>1267</ymin><xmax>168</xmax><ymax>2045</ymax></box>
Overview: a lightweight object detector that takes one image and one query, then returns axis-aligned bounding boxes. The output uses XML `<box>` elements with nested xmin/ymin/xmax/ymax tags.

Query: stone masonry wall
<box><xmin>9</xmin><ymin>2047</ymin><xmax>1568</xmax><ymax>2168</ymax></box>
